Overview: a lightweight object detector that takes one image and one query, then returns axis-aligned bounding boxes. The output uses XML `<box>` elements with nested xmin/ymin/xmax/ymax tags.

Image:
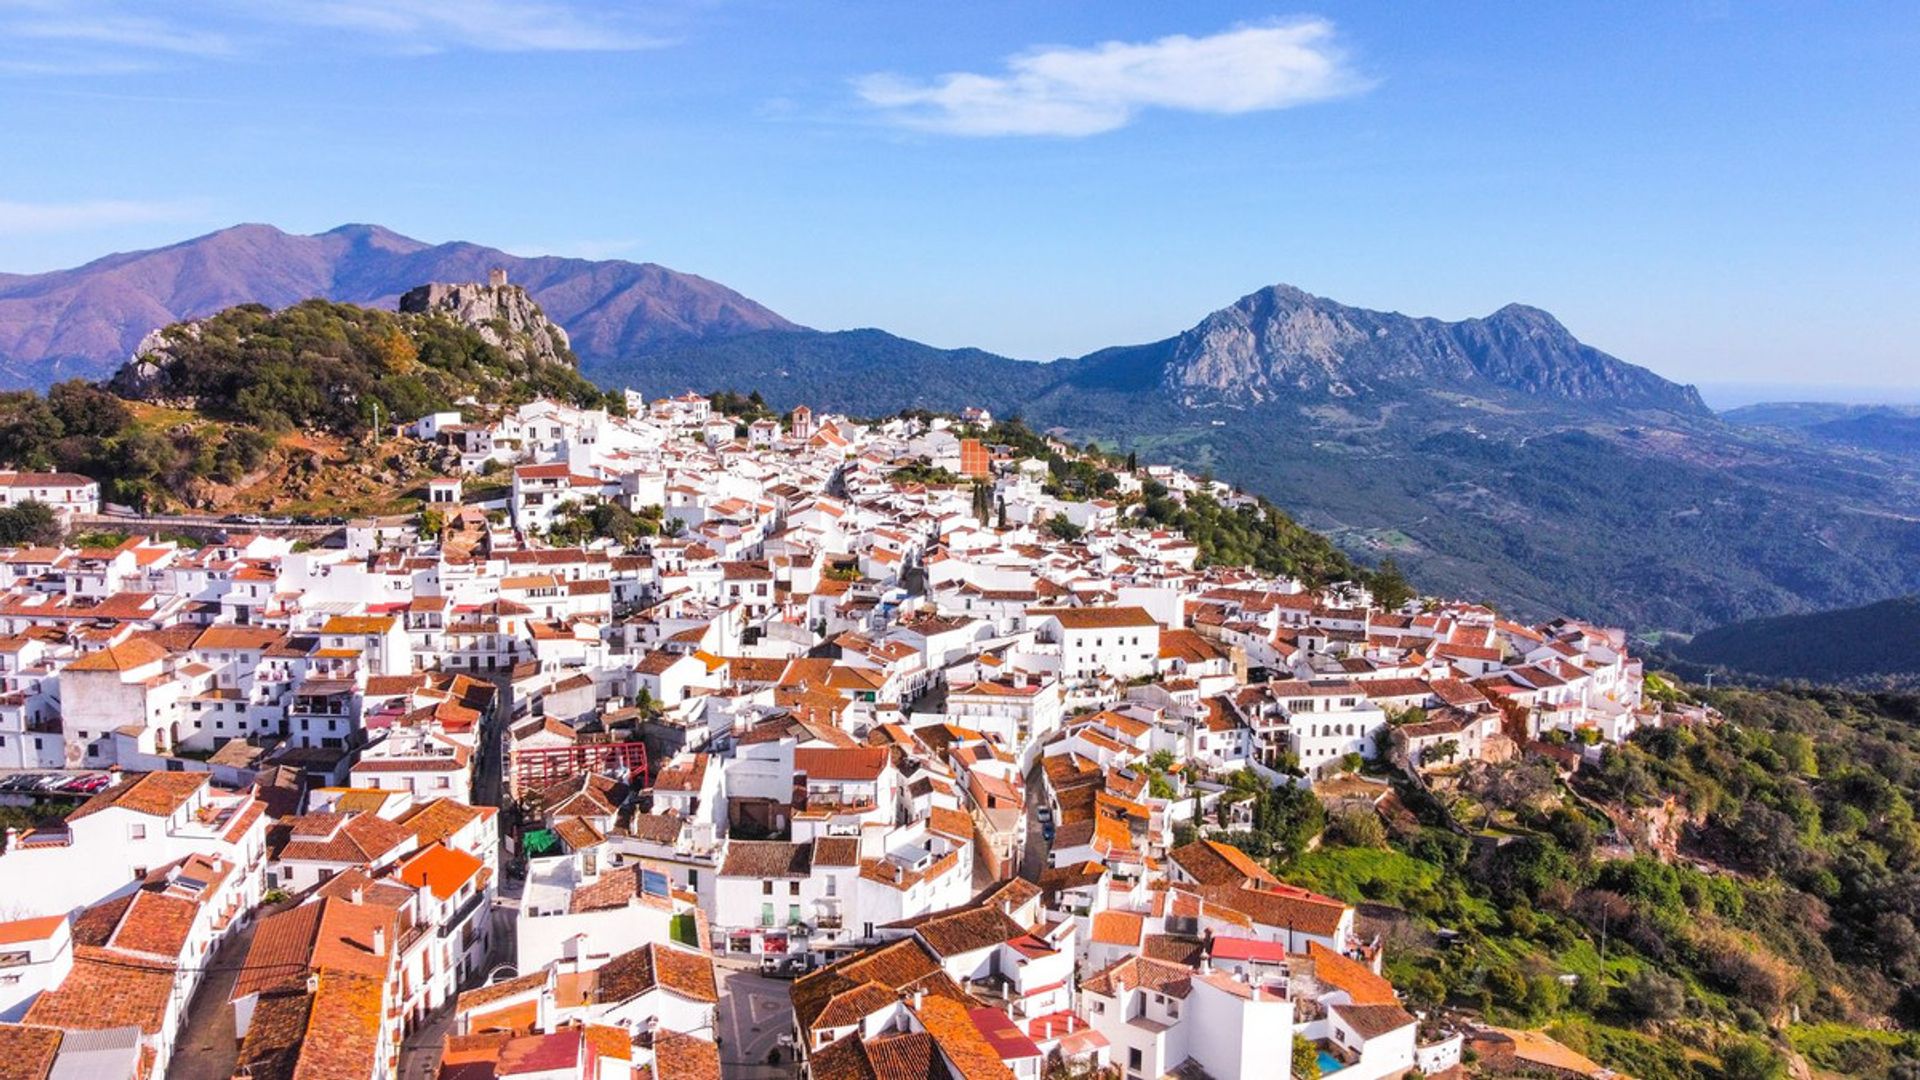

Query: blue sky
<box><xmin>2</xmin><ymin>1</ymin><xmax>1916</xmax><ymax>394</ymax></box>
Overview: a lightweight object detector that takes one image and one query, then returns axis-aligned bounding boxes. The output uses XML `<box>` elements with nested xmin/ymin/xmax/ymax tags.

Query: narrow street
<box><xmin>1019</xmin><ymin>760</ymin><xmax>1048</xmax><ymax>883</ymax></box>
<box><xmin>164</xmin><ymin>916</ymin><xmax>256</xmax><ymax>1080</ymax></box>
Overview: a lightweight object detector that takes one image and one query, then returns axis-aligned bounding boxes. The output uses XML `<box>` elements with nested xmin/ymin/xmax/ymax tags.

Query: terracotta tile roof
<box><xmin>103</xmin><ymin>889</ymin><xmax>198</xmax><ymax>959</ymax></box>
<box><xmin>1199</xmin><ymin>882</ymin><xmax>1348</xmax><ymax>938</ymax></box>
<box><xmin>1332</xmin><ymin>1001</ymin><xmax>1418</xmax><ymax>1040</ymax></box>
<box><xmin>66</xmin><ymin>771</ymin><xmax>208</xmax><ymax>821</ymax></box>
<box><xmin>271</xmin><ymin>811</ymin><xmax>413</xmax><ymax>866</ymax></box>
<box><xmin>397</xmin><ymin>842</ymin><xmax>484</xmax><ymax>901</ymax></box>
<box><xmin>652</xmin><ymin>1029</ymin><xmax>722</xmax><ymax>1080</ymax></box>
<box><xmin>1080</xmin><ymin>955</ymin><xmax>1195</xmax><ymax>1000</ymax></box>
<box><xmin>296</xmin><ymin>973</ymin><xmax>386</xmax><ymax>1079</ymax></box>
<box><xmin>623</xmin><ymin>812</ymin><xmax>687</xmax><ymax>846</ymax></box>
<box><xmin>1168</xmin><ymin>839</ymin><xmax>1280</xmax><ymax>888</ymax></box>
<box><xmin>25</xmin><ymin>950</ymin><xmax>174</xmax><ymax>1033</ymax></box>
<box><xmin>926</xmin><ymin>806</ymin><xmax>974</xmax><ymax>842</ymax></box>
<box><xmin>791</xmin><ymin>938</ymin><xmax>952</xmax><ymax>1035</ymax></box>
<box><xmin>594</xmin><ymin>943</ymin><xmax>718</xmax><ymax>1005</ymax></box>
<box><xmin>794</xmin><ymin>746</ymin><xmax>889</xmax><ymax>781</ymax></box>
<box><xmin>232</xmin><ymin>985</ymin><xmax>312</xmax><ymax>1080</ymax></box>
<box><xmin>1089</xmin><ymin>910</ymin><xmax>1144</xmax><ymax>947</ymax></box>
<box><xmin>394</xmin><ymin>798</ymin><xmax>485</xmax><ymax>849</ymax></box>
<box><xmin>1029</xmin><ymin>606</ymin><xmax>1158</xmax><ymax>630</ymax></box>
<box><xmin>0</xmin><ymin>1024</ymin><xmax>61</xmax><ymax>1080</ymax></box>
<box><xmin>1141</xmin><ymin>934</ymin><xmax>1207</xmax><ymax>966</ymax></box>
<box><xmin>912</xmin><ymin>994</ymin><xmax>1015</xmax><ymax>1080</ymax></box>
<box><xmin>65</xmin><ymin>637</ymin><xmax>170</xmax><ymax>672</ymax></box>
<box><xmin>720</xmin><ymin>840</ymin><xmax>812</xmax><ymax>878</ymax></box>
<box><xmin>1306</xmin><ymin>941</ymin><xmax>1399</xmax><ymax>1006</ymax></box>
<box><xmin>811</xmin><ymin>836</ymin><xmax>861</xmax><ymax>868</ymax></box>
<box><xmin>911</xmin><ymin>906</ymin><xmax>1025</xmax><ymax>959</ymax></box>
<box><xmin>0</xmin><ymin>916</ymin><xmax>65</xmax><ymax>946</ymax></box>
<box><xmin>455</xmin><ymin>969</ymin><xmax>549</xmax><ymax>1015</ymax></box>
<box><xmin>811</xmin><ymin>1030</ymin><xmax>951</xmax><ymax>1080</ymax></box>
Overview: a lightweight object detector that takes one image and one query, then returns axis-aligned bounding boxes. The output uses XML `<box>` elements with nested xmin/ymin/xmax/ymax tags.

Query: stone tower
<box><xmin>488</xmin><ymin>266</ymin><xmax>508</xmax><ymax>287</ymax></box>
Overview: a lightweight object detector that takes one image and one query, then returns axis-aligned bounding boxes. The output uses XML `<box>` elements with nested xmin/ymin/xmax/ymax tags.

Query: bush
<box><xmin>1325</xmin><ymin>808</ymin><xmax>1387</xmax><ymax>849</ymax></box>
<box><xmin>1618</xmin><ymin>968</ymin><xmax>1686</xmax><ymax>1021</ymax></box>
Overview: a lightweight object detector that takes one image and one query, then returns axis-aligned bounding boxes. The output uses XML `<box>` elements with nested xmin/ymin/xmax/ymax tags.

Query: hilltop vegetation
<box><xmin>114</xmin><ymin>298</ymin><xmax>606</xmax><ymax>433</ymax></box>
<box><xmin>0</xmin><ymin>294</ymin><xmax>612</xmax><ymax>512</ymax></box>
<box><xmin>1201</xmin><ymin>683</ymin><xmax>1920</xmax><ymax>1079</ymax></box>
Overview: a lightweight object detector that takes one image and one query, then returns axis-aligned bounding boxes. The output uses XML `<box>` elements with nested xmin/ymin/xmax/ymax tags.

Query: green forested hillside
<box><xmin>1678</xmin><ymin>596</ymin><xmax>1920</xmax><ymax>688</ymax></box>
<box><xmin>114</xmin><ymin>298</ymin><xmax>606</xmax><ymax>433</ymax></box>
<box><xmin>1203</xmin><ymin>683</ymin><xmax>1920</xmax><ymax>1079</ymax></box>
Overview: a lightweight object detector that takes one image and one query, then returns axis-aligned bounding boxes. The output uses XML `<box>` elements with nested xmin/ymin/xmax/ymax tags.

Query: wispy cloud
<box><xmin>855</xmin><ymin>19</ymin><xmax>1370</xmax><ymax>137</ymax></box>
<box><xmin>261</xmin><ymin>0</ymin><xmax>671</xmax><ymax>53</ymax></box>
<box><xmin>0</xmin><ymin>0</ymin><xmax>668</xmax><ymax>77</ymax></box>
<box><xmin>0</xmin><ymin>198</ymin><xmax>203</xmax><ymax>233</ymax></box>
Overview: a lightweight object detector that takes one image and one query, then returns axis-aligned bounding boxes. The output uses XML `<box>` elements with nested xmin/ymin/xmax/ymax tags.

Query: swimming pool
<box><xmin>1316</xmin><ymin>1049</ymin><xmax>1345</xmax><ymax>1075</ymax></box>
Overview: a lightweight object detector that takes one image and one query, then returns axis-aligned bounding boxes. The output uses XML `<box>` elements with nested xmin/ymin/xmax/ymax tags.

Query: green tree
<box><xmin>1291</xmin><ymin>1033</ymin><xmax>1321</xmax><ymax>1079</ymax></box>
<box><xmin>0</xmin><ymin>501</ymin><xmax>61</xmax><ymax>546</ymax></box>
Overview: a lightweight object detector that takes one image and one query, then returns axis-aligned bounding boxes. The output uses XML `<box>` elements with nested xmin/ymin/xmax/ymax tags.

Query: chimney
<box><xmin>307</xmin><ymin>973</ymin><xmax>320</xmax><ymax>994</ymax></box>
<box><xmin>911</xmin><ymin>988</ymin><xmax>926</xmax><ymax>1012</ymax></box>
<box><xmin>350</xmin><ymin>885</ymin><xmax>364</xmax><ymax>905</ymax></box>
<box><xmin>371</xmin><ymin>927</ymin><xmax>386</xmax><ymax>956</ymax></box>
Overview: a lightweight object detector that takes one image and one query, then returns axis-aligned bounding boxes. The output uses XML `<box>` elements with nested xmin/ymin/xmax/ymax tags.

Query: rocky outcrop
<box><xmin>115</xmin><ymin>321</ymin><xmax>206</xmax><ymax>404</ymax></box>
<box><xmin>400</xmin><ymin>279</ymin><xmax>575</xmax><ymax>369</ymax></box>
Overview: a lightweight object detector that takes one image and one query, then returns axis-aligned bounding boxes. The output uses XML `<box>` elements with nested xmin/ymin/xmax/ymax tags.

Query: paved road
<box><xmin>1019</xmin><ymin>760</ymin><xmax>1049</xmax><ymax>883</ymax></box>
<box><xmin>398</xmin><ymin>998</ymin><xmax>458</xmax><ymax>1080</ymax></box>
<box><xmin>716</xmin><ymin>965</ymin><xmax>800</xmax><ymax>1080</ymax></box>
<box><xmin>165</xmin><ymin>917</ymin><xmax>256</xmax><ymax>1080</ymax></box>
<box><xmin>74</xmin><ymin>512</ymin><xmax>344</xmax><ymax>538</ymax></box>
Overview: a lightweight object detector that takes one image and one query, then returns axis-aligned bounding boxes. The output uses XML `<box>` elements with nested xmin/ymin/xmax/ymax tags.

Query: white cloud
<box><xmin>856</xmin><ymin>19</ymin><xmax>1369</xmax><ymax>137</ymax></box>
<box><xmin>0</xmin><ymin>198</ymin><xmax>202</xmax><ymax>233</ymax></box>
<box><xmin>6</xmin><ymin>13</ymin><xmax>235</xmax><ymax>57</ymax></box>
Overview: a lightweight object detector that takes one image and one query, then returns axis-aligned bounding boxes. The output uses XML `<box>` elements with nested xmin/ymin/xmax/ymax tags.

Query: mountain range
<box><xmin>0</xmin><ymin>223</ymin><xmax>794</xmax><ymax>385</ymax></box>
<box><xmin>7</xmin><ymin>224</ymin><xmax>1920</xmax><ymax>633</ymax></box>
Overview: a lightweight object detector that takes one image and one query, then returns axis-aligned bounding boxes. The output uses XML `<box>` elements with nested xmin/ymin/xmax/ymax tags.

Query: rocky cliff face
<box><xmin>1159</xmin><ymin>284</ymin><xmax>1707</xmax><ymax>413</ymax></box>
<box><xmin>400</xmin><ymin>280</ymin><xmax>575</xmax><ymax>368</ymax></box>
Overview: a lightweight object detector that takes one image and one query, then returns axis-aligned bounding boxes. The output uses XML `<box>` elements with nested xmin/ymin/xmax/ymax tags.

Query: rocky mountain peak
<box><xmin>1159</xmin><ymin>284</ymin><xmax>1706</xmax><ymax>414</ymax></box>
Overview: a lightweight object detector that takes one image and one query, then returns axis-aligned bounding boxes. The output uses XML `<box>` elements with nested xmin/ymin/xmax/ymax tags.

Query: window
<box><xmin>762</xmin><ymin>880</ymin><xmax>773</xmax><ymax>895</ymax></box>
<box><xmin>788</xmin><ymin>904</ymin><xmax>801</xmax><ymax>925</ymax></box>
<box><xmin>688</xmin><ymin>869</ymin><xmax>698</xmax><ymax>888</ymax></box>
<box><xmin>825</xmin><ymin>876</ymin><xmax>836</xmax><ymax>897</ymax></box>
<box><xmin>760</xmin><ymin>902</ymin><xmax>774</xmax><ymax>927</ymax></box>
<box><xmin>128</xmin><ymin>823</ymin><xmax>147</xmax><ymax>841</ymax></box>
<box><xmin>1129</xmin><ymin>1049</ymin><xmax>1142</xmax><ymax>1070</ymax></box>
<box><xmin>788</xmin><ymin>880</ymin><xmax>800</xmax><ymax>896</ymax></box>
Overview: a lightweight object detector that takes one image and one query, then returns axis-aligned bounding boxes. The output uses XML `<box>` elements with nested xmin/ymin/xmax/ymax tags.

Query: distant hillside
<box><xmin>600</xmin><ymin>328</ymin><xmax>1057</xmax><ymax>416</ymax></box>
<box><xmin>1724</xmin><ymin>402</ymin><xmax>1920</xmax><ymax>459</ymax></box>
<box><xmin>0</xmin><ymin>223</ymin><xmax>797</xmax><ymax>386</ymax></box>
<box><xmin>1677</xmin><ymin>596</ymin><xmax>1920</xmax><ymax>687</ymax></box>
